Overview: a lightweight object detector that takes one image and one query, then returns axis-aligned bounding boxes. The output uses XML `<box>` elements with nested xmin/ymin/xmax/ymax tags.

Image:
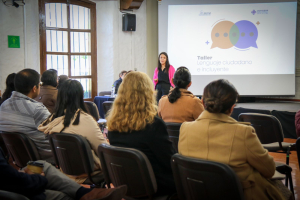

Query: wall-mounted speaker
<box><xmin>122</xmin><ymin>14</ymin><xmax>136</xmax><ymax>31</ymax></box>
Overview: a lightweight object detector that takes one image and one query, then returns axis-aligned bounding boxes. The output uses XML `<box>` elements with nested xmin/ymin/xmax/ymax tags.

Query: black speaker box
<box><xmin>122</xmin><ymin>13</ymin><xmax>136</xmax><ymax>31</ymax></box>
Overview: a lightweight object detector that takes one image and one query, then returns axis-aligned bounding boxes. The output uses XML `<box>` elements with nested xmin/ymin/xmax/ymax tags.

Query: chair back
<box><xmin>238</xmin><ymin>113</ymin><xmax>284</xmax><ymax>145</ymax></box>
<box><xmin>0</xmin><ymin>134</ymin><xmax>8</xmax><ymax>159</ymax></box>
<box><xmin>98</xmin><ymin>144</ymin><xmax>157</xmax><ymax>198</ymax></box>
<box><xmin>296</xmin><ymin>137</ymin><xmax>300</xmax><ymax>169</ymax></box>
<box><xmin>99</xmin><ymin>91</ymin><xmax>111</xmax><ymax>96</ymax></box>
<box><xmin>102</xmin><ymin>101</ymin><xmax>113</xmax><ymax>117</ymax></box>
<box><xmin>0</xmin><ymin>190</ymin><xmax>29</xmax><ymax>200</ymax></box>
<box><xmin>171</xmin><ymin>154</ymin><xmax>244</xmax><ymax>200</ymax></box>
<box><xmin>0</xmin><ymin>132</ymin><xmax>40</xmax><ymax>168</ymax></box>
<box><xmin>84</xmin><ymin>101</ymin><xmax>100</xmax><ymax>121</ymax></box>
<box><xmin>49</xmin><ymin>132</ymin><xmax>95</xmax><ymax>180</ymax></box>
<box><xmin>165</xmin><ymin>122</ymin><xmax>181</xmax><ymax>153</ymax></box>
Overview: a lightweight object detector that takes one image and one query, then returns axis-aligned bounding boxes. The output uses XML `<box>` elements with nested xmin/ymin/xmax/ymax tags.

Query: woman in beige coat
<box><xmin>158</xmin><ymin>67</ymin><xmax>204</xmax><ymax>123</ymax></box>
<box><xmin>38</xmin><ymin>80</ymin><xmax>108</xmax><ymax>184</ymax></box>
<box><xmin>178</xmin><ymin>79</ymin><xmax>291</xmax><ymax>200</ymax></box>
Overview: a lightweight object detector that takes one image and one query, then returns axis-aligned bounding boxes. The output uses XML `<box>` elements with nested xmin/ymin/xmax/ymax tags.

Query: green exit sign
<box><xmin>8</xmin><ymin>35</ymin><xmax>20</xmax><ymax>48</ymax></box>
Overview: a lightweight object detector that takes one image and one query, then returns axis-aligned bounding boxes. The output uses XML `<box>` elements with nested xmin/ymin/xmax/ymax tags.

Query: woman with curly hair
<box><xmin>107</xmin><ymin>71</ymin><xmax>176</xmax><ymax>196</ymax></box>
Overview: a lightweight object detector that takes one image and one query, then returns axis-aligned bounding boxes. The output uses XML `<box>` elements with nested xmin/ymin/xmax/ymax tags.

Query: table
<box><xmin>93</xmin><ymin>96</ymin><xmax>115</xmax><ymax>118</ymax></box>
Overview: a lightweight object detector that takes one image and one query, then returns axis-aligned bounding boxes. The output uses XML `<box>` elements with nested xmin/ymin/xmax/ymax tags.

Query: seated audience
<box><xmin>0</xmin><ymin>147</ymin><xmax>127</xmax><ymax>200</ymax></box>
<box><xmin>57</xmin><ymin>75</ymin><xmax>69</xmax><ymax>90</ymax></box>
<box><xmin>0</xmin><ymin>73</ymin><xmax>16</xmax><ymax>106</ymax></box>
<box><xmin>107</xmin><ymin>72</ymin><xmax>176</xmax><ymax>196</ymax></box>
<box><xmin>38</xmin><ymin>80</ymin><xmax>108</xmax><ymax>183</ymax></box>
<box><xmin>35</xmin><ymin>69</ymin><xmax>58</xmax><ymax>113</ymax></box>
<box><xmin>158</xmin><ymin>67</ymin><xmax>204</xmax><ymax>123</ymax></box>
<box><xmin>295</xmin><ymin>110</ymin><xmax>300</xmax><ymax>137</ymax></box>
<box><xmin>113</xmin><ymin>70</ymin><xmax>127</xmax><ymax>94</ymax></box>
<box><xmin>178</xmin><ymin>79</ymin><xmax>291</xmax><ymax>200</ymax></box>
<box><xmin>0</xmin><ymin>69</ymin><xmax>52</xmax><ymax>160</ymax></box>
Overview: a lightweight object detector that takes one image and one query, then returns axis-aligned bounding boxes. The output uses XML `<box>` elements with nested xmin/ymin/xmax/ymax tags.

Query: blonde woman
<box><xmin>107</xmin><ymin>72</ymin><xmax>176</xmax><ymax>196</ymax></box>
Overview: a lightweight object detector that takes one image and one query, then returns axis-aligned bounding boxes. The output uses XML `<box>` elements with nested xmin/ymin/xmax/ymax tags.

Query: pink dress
<box><xmin>153</xmin><ymin>65</ymin><xmax>175</xmax><ymax>89</ymax></box>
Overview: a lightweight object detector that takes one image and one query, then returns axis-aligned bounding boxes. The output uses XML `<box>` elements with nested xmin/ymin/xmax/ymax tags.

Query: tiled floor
<box><xmin>270</xmin><ymin>139</ymin><xmax>299</xmax><ymax>200</ymax></box>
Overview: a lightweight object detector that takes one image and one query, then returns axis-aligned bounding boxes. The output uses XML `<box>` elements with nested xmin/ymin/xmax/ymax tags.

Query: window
<box><xmin>39</xmin><ymin>0</ymin><xmax>97</xmax><ymax>100</ymax></box>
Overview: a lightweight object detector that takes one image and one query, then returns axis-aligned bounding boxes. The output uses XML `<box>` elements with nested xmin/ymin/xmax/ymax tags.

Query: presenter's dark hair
<box><xmin>202</xmin><ymin>79</ymin><xmax>238</xmax><ymax>114</ymax></box>
<box><xmin>0</xmin><ymin>73</ymin><xmax>16</xmax><ymax>105</ymax></box>
<box><xmin>52</xmin><ymin>79</ymin><xmax>87</xmax><ymax>128</ymax></box>
<box><xmin>41</xmin><ymin>69</ymin><xmax>58</xmax><ymax>87</ymax></box>
<box><xmin>15</xmin><ymin>69</ymin><xmax>40</xmax><ymax>95</ymax></box>
<box><xmin>158</xmin><ymin>52</ymin><xmax>170</xmax><ymax>73</ymax></box>
<box><xmin>168</xmin><ymin>67</ymin><xmax>191</xmax><ymax>103</ymax></box>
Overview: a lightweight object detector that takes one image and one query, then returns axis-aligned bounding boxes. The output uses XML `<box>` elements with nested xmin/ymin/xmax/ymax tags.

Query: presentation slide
<box><xmin>159</xmin><ymin>0</ymin><xmax>297</xmax><ymax>96</ymax></box>
<box><xmin>168</xmin><ymin>2</ymin><xmax>296</xmax><ymax>76</ymax></box>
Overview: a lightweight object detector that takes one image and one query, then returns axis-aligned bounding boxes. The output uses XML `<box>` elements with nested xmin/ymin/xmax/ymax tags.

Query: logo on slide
<box><xmin>211</xmin><ymin>20</ymin><xmax>258</xmax><ymax>49</ymax></box>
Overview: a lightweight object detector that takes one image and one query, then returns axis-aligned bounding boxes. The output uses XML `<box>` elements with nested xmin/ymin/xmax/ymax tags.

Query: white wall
<box><xmin>96</xmin><ymin>0</ymin><xmax>147</xmax><ymax>92</ymax></box>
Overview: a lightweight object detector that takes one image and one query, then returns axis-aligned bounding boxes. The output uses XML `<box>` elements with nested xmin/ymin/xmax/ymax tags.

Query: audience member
<box><xmin>295</xmin><ymin>110</ymin><xmax>300</xmax><ymax>137</ymax></box>
<box><xmin>178</xmin><ymin>79</ymin><xmax>291</xmax><ymax>200</ymax></box>
<box><xmin>158</xmin><ymin>67</ymin><xmax>204</xmax><ymax>123</ymax></box>
<box><xmin>57</xmin><ymin>75</ymin><xmax>69</xmax><ymax>90</ymax></box>
<box><xmin>113</xmin><ymin>70</ymin><xmax>127</xmax><ymax>94</ymax></box>
<box><xmin>0</xmin><ymin>69</ymin><xmax>52</xmax><ymax>161</ymax></box>
<box><xmin>107</xmin><ymin>72</ymin><xmax>176</xmax><ymax>196</ymax></box>
<box><xmin>35</xmin><ymin>69</ymin><xmax>58</xmax><ymax>113</ymax></box>
<box><xmin>38</xmin><ymin>80</ymin><xmax>108</xmax><ymax>183</ymax></box>
<box><xmin>0</xmin><ymin>147</ymin><xmax>127</xmax><ymax>200</ymax></box>
<box><xmin>0</xmin><ymin>73</ymin><xmax>16</xmax><ymax>106</ymax></box>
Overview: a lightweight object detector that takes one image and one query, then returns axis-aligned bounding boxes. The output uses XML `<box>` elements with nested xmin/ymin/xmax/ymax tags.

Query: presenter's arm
<box><xmin>169</xmin><ymin>66</ymin><xmax>175</xmax><ymax>88</ymax></box>
<box><xmin>153</xmin><ymin>68</ymin><xmax>158</xmax><ymax>82</ymax></box>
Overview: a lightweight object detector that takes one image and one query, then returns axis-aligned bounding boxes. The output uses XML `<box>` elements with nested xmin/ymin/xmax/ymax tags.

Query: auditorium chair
<box><xmin>84</xmin><ymin>101</ymin><xmax>101</xmax><ymax>121</ymax></box>
<box><xmin>98</xmin><ymin>144</ymin><xmax>169</xmax><ymax>200</ymax></box>
<box><xmin>0</xmin><ymin>190</ymin><xmax>29</xmax><ymax>200</ymax></box>
<box><xmin>99</xmin><ymin>91</ymin><xmax>111</xmax><ymax>96</ymax></box>
<box><xmin>0</xmin><ymin>134</ymin><xmax>9</xmax><ymax>161</ymax></box>
<box><xmin>102</xmin><ymin>101</ymin><xmax>113</xmax><ymax>117</ymax></box>
<box><xmin>0</xmin><ymin>132</ymin><xmax>40</xmax><ymax>168</ymax></box>
<box><xmin>238</xmin><ymin>113</ymin><xmax>295</xmax><ymax>195</ymax></box>
<box><xmin>296</xmin><ymin>137</ymin><xmax>300</xmax><ymax>169</ymax></box>
<box><xmin>171</xmin><ymin>154</ymin><xmax>245</xmax><ymax>200</ymax></box>
<box><xmin>49</xmin><ymin>132</ymin><xmax>104</xmax><ymax>187</ymax></box>
<box><xmin>165</xmin><ymin>123</ymin><xmax>182</xmax><ymax>153</ymax></box>
<box><xmin>238</xmin><ymin>113</ymin><xmax>295</xmax><ymax>155</ymax></box>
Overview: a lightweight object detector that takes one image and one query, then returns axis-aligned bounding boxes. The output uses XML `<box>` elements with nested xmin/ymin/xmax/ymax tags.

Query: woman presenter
<box><xmin>153</xmin><ymin>52</ymin><xmax>175</xmax><ymax>102</ymax></box>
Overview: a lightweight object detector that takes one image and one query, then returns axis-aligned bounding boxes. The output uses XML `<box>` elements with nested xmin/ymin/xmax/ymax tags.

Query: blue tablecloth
<box><xmin>93</xmin><ymin>96</ymin><xmax>115</xmax><ymax>118</ymax></box>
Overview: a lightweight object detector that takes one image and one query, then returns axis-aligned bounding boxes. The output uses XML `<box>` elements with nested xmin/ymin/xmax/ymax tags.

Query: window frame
<box><xmin>39</xmin><ymin>0</ymin><xmax>97</xmax><ymax>101</ymax></box>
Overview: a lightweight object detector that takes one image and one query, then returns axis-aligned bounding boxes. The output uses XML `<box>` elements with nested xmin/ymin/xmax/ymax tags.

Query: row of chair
<box><xmin>0</xmin><ymin>112</ymin><xmax>297</xmax><ymax>199</ymax></box>
<box><xmin>0</xmin><ymin>131</ymin><xmax>245</xmax><ymax>200</ymax></box>
<box><xmin>164</xmin><ymin>113</ymin><xmax>295</xmax><ymax>195</ymax></box>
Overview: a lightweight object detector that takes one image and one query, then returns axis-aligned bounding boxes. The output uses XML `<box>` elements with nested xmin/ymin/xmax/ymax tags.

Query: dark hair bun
<box><xmin>205</xmin><ymin>98</ymin><xmax>223</xmax><ymax>113</ymax></box>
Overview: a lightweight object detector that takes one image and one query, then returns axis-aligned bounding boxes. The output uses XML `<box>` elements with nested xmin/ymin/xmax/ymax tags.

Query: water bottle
<box><xmin>111</xmin><ymin>85</ymin><xmax>115</xmax><ymax>97</ymax></box>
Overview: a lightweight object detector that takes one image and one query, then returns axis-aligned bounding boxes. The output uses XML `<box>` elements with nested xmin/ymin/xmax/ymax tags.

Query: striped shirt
<box><xmin>0</xmin><ymin>91</ymin><xmax>51</xmax><ymax>153</ymax></box>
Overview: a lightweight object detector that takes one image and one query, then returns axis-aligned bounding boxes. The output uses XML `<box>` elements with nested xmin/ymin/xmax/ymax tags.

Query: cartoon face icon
<box><xmin>234</xmin><ymin>20</ymin><xmax>258</xmax><ymax>49</ymax></box>
<box><xmin>211</xmin><ymin>20</ymin><xmax>258</xmax><ymax>49</ymax></box>
<box><xmin>211</xmin><ymin>21</ymin><xmax>235</xmax><ymax>49</ymax></box>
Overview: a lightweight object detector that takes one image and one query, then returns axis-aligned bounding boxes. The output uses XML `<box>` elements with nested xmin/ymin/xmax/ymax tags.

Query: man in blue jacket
<box><xmin>0</xmin><ymin>148</ymin><xmax>126</xmax><ymax>200</ymax></box>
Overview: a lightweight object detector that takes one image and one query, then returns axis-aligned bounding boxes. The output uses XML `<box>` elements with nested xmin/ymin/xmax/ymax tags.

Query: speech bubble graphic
<box><xmin>234</xmin><ymin>20</ymin><xmax>258</xmax><ymax>49</ymax></box>
<box><xmin>229</xmin><ymin>24</ymin><xmax>240</xmax><ymax>45</ymax></box>
<box><xmin>211</xmin><ymin>21</ymin><xmax>235</xmax><ymax>49</ymax></box>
